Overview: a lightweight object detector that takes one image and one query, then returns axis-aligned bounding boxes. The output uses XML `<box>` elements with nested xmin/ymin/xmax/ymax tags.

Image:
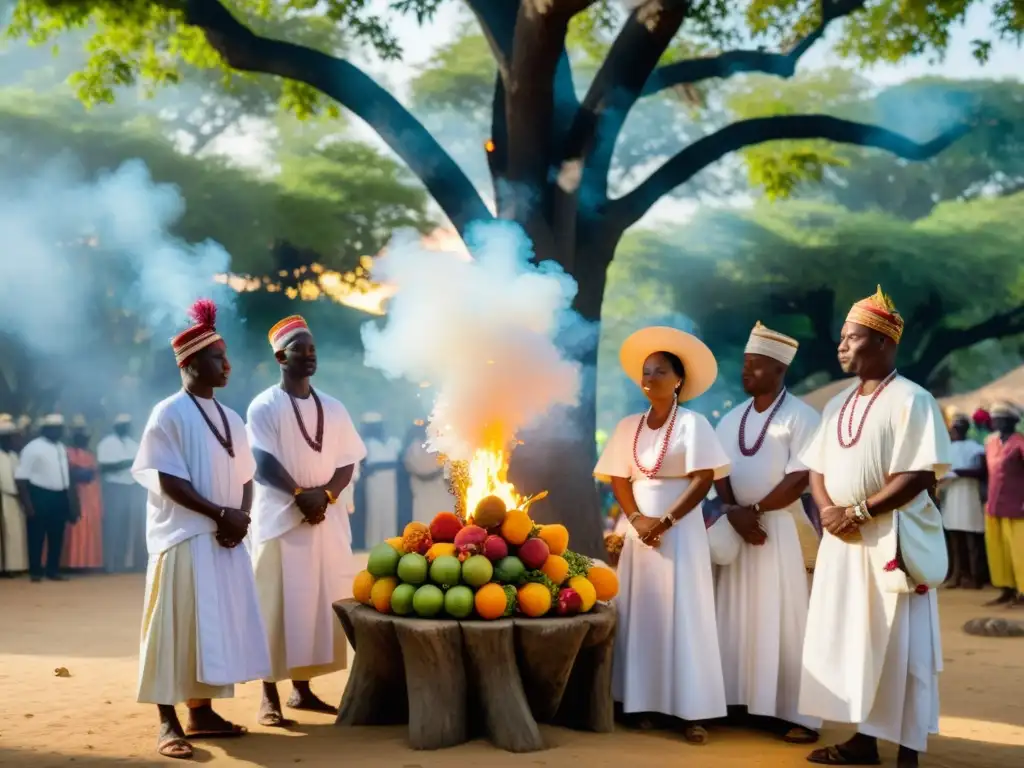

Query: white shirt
<box><xmin>14</xmin><ymin>437</ymin><xmax>70</xmax><ymax>491</ymax></box>
<box><xmin>715</xmin><ymin>391</ymin><xmax>821</xmax><ymax>507</ymax></box>
<box><xmin>246</xmin><ymin>386</ymin><xmax>367</xmax><ymax>545</ymax></box>
<box><xmin>96</xmin><ymin>433</ymin><xmax>140</xmax><ymax>485</ymax></box>
<box><xmin>132</xmin><ymin>391</ymin><xmax>256</xmax><ymax>556</ymax></box>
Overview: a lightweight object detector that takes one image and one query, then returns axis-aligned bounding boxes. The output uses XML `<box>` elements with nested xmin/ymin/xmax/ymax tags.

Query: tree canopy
<box><xmin>603</xmin><ymin>191</ymin><xmax>1024</xmax><ymax>413</ymax></box>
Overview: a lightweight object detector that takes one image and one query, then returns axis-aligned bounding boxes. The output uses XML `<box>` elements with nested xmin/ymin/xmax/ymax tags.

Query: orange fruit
<box><xmin>540</xmin><ymin>554</ymin><xmax>569</xmax><ymax>585</ymax></box>
<box><xmin>474</xmin><ymin>583</ymin><xmax>507</xmax><ymax>620</ymax></box>
<box><xmin>352</xmin><ymin>570</ymin><xmax>375</xmax><ymax>604</ymax></box>
<box><xmin>586</xmin><ymin>566</ymin><xmax>619</xmax><ymax>601</ymax></box>
<box><xmin>568</xmin><ymin>575</ymin><xmax>597</xmax><ymax>612</ymax></box>
<box><xmin>500</xmin><ymin>509</ymin><xmax>533</xmax><ymax>546</ymax></box>
<box><xmin>425</xmin><ymin>542</ymin><xmax>457</xmax><ymax>562</ymax></box>
<box><xmin>370</xmin><ymin>576</ymin><xmax>399</xmax><ymax>613</ymax></box>
<box><xmin>385</xmin><ymin>536</ymin><xmax>406</xmax><ymax>553</ymax></box>
<box><xmin>538</xmin><ymin>524</ymin><xmax>569</xmax><ymax>556</ymax></box>
<box><xmin>518</xmin><ymin>582</ymin><xmax>553</xmax><ymax>617</ymax></box>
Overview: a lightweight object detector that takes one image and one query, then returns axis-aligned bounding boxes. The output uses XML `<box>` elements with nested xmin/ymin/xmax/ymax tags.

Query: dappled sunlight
<box><xmin>938</xmin><ymin>716</ymin><xmax>1024</xmax><ymax>747</ymax></box>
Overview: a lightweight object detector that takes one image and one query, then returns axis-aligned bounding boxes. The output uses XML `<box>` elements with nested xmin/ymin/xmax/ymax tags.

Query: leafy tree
<box><xmin>9</xmin><ymin>0</ymin><xmax>1022</xmax><ymax>555</ymax></box>
<box><xmin>614</xmin><ymin>193</ymin><xmax>1024</xmax><ymax>401</ymax></box>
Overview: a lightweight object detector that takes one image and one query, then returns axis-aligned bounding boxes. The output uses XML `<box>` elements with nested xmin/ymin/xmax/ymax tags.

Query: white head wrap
<box><xmin>990</xmin><ymin>401</ymin><xmax>1021</xmax><ymax>419</ymax></box>
<box><xmin>114</xmin><ymin>414</ymin><xmax>132</xmax><ymax>425</ymax></box>
<box><xmin>0</xmin><ymin>419</ymin><xmax>16</xmax><ymax>436</ymax></box>
<box><xmin>40</xmin><ymin>414</ymin><xmax>65</xmax><ymax>427</ymax></box>
<box><xmin>744</xmin><ymin>322</ymin><xmax>799</xmax><ymax>366</ymax></box>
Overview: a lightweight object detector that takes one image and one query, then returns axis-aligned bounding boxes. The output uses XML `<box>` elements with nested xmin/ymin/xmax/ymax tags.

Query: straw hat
<box><xmin>619</xmin><ymin>326</ymin><xmax>718</xmax><ymax>403</ymax></box>
<box><xmin>990</xmin><ymin>401</ymin><xmax>1021</xmax><ymax>419</ymax></box>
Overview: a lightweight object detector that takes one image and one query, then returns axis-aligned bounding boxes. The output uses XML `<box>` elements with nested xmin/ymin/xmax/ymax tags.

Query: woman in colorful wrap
<box><xmin>62</xmin><ymin>416</ymin><xmax>104</xmax><ymax>570</ymax></box>
<box><xmin>594</xmin><ymin>326</ymin><xmax>730</xmax><ymax>744</ymax></box>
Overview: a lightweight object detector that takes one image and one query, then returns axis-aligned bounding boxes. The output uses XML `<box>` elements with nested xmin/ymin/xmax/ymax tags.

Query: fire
<box><xmin>464</xmin><ymin>446</ymin><xmax>520</xmax><ymax>522</ymax></box>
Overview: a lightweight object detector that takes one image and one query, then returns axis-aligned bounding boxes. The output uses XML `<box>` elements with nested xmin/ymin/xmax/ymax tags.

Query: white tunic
<box><xmin>940</xmin><ymin>439</ymin><xmax>985</xmax><ymax>533</ymax></box>
<box><xmin>714</xmin><ymin>392</ymin><xmax>821</xmax><ymax>729</ymax></box>
<box><xmin>403</xmin><ymin>439</ymin><xmax>456</xmax><ymax>524</ymax></box>
<box><xmin>797</xmin><ymin>376</ymin><xmax>951</xmax><ymax>752</ymax></box>
<box><xmin>96</xmin><ymin>434</ymin><xmax>139</xmax><ymax>485</ymax></box>
<box><xmin>14</xmin><ymin>437</ymin><xmax>70</xmax><ymax>491</ymax></box>
<box><xmin>364</xmin><ymin>436</ymin><xmax>401</xmax><ymax>544</ymax></box>
<box><xmin>0</xmin><ymin>451</ymin><xmax>28</xmax><ymax>572</ymax></box>
<box><xmin>247</xmin><ymin>387</ymin><xmax>367</xmax><ymax>672</ymax></box>
<box><xmin>133</xmin><ymin>391</ymin><xmax>270</xmax><ymax>688</ymax></box>
<box><xmin>595</xmin><ymin>408</ymin><xmax>730</xmax><ymax>721</ymax></box>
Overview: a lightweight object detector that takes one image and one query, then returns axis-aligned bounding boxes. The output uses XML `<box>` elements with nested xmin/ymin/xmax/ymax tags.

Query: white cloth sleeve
<box><xmin>798</xmin><ymin>416</ymin><xmax>829</xmax><ymax>475</ymax></box>
<box><xmin>245</xmin><ymin>399</ymin><xmax>278</xmax><ymax>456</ymax></box>
<box><xmin>131</xmin><ymin>410</ymin><xmax>190</xmax><ymax>494</ymax></box>
<box><xmin>332</xmin><ymin>404</ymin><xmax>368</xmax><ymax>468</ymax></box>
<box><xmin>785</xmin><ymin>406</ymin><xmax>822</xmax><ymax>475</ymax></box>
<box><xmin>231</xmin><ymin>416</ymin><xmax>257</xmax><ymax>486</ymax></box>
<box><xmin>594</xmin><ymin>418</ymin><xmax>633</xmax><ymax>483</ymax></box>
<box><xmin>681</xmin><ymin>412</ymin><xmax>730</xmax><ymax>480</ymax></box>
<box><xmin>95</xmin><ymin>437</ymin><xmax>118</xmax><ymax>466</ymax></box>
<box><xmin>888</xmin><ymin>391</ymin><xmax>953</xmax><ymax>479</ymax></box>
<box><xmin>12</xmin><ymin>441</ymin><xmax>38</xmax><ymax>481</ymax></box>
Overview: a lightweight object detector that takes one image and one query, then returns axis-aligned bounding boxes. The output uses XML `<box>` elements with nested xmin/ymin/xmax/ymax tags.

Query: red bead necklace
<box><xmin>837</xmin><ymin>370</ymin><xmax>898</xmax><ymax>449</ymax></box>
<box><xmin>738</xmin><ymin>390</ymin><xmax>787</xmax><ymax>457</ymax></box>
<box><xmin>633</xmin><ymin>403</ymin><xmax>678</xmax><ymax>479</ymax></box>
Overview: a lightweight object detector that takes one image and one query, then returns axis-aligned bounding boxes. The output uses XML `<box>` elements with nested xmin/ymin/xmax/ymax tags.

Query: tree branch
<box><xmin>642</xmin><ymin>0</ymin><xmax>867</xmax><ymax>97</ymax></box>
<box><xmin>181</xmin><ymin>0</ymin><xmax>492</xmax><ymax>238</ymax></box>
<box><xmin>564</xmin><ymin>0</ymin><xmax>688</xmax><ymax>212</ymax></box>
<box><xmin>609</xmin><ymin>114</ymin><xmax>973</xmax><ymax>231</ymax></box>
<box><xmin>905</xmin><ymin>305</ymin><xmax>1024</xmax><ymax>385</ymax></box>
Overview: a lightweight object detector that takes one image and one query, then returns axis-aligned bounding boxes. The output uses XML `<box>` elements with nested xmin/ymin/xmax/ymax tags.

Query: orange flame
<box><xmin>465</xmin><ymin>445</ymin><xmax>519</xmax><ymax>521</ymax></box>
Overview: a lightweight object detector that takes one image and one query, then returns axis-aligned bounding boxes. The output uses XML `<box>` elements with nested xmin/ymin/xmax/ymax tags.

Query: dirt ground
<box><xmin>1</xmin><ymin>569</ymin><xmax>1022</xmax><ymax>768</ymax></box>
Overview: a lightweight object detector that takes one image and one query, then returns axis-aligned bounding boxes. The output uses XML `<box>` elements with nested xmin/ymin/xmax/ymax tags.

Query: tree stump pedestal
<box><xmin>333</xmin><ymin>598</ymin><xmax>617</xmax><ymax>752</ymax></box>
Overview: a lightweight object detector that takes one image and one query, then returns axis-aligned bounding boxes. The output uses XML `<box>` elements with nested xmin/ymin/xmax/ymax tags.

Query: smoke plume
<box><xmin>361</xmin><ymin>221</ymin><xmax>583</xmax><ymax>461</ymax></box>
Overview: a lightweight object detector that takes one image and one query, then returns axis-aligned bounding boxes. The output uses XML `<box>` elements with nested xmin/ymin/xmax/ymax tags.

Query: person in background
<box><xmin>97</xmin><ymin>414</ymin><xmax>142</xmax><ymax>573</ymax></box>
<box><xmin>248</xmin><ymin>315</ymin><xmax>365</xmax><ymax>726</ymax></box>
<box><xmin>15</xmin><ymin>413</ymin><xmax>76</xmax><ymax>583</ymax></box>
<box><xmin>713</xmin><ymin>322</ymin><xmax>821</xmax><ymax>744</ymax></box>
<box><xmin>595</xmin><ymin>326</ymin><xmax>730</xmax><ymax>745</ymax></box>
<box><xmin>971</xmin><ymin>408</ymin><xmax>993</xmax><ymax>444</ymax></box>
<box><xmin>983</xmin><ymin>401</ymin><xmax>1024</xmax><ymax>608</ymax></box>
<box><xmin>798</xmin><ymin>286</ymin><xmax>950</xmax><ymax>768</ymax></box>
<box><xmin>0</xmin><ymin>417</ymin><xmax>28</xmax><ymax>576</ymax></box>
<box><xmin>939</xmin><ymin>412</ymin><xmax>987</xmax><ymax>589</ymax></box>
<box><xmin>357</xmin><ymin>413</ymin><xmax>401</xmax><ymax>546</ymax></box>
<box><xmin>402</xmin><ymin>423</ymin><xmax>455</xmax><ymax>524</ymax></box>
<box><xmin>133</xmin><ymin>299</ymin><xmax>268</xmax><ymax>760</ymax></box>
<box><xmin>62</xmin><ymin>415</ymin><xmax>104</xmax><ymax>571</ymax></box>
<box><xmin>15</xmin><ymin>415</ymin><xmax>33</xmax><ymax>452</ymax></box>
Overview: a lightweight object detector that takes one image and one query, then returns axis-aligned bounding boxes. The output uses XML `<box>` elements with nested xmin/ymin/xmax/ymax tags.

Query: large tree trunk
<box><xmin>508</xmin><ymin>230</ymin><xmax>617</xmax><ymax>560</ymax></box>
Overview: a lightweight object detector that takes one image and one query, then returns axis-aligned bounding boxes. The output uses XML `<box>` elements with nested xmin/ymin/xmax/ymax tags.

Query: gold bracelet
<box><xmin>325</xmin><ymin>489</ymin><xmax>337</xmax><ymax>505</ymax></box>
<box><xmin>293</xmin><ymin>487</ymin><xmax>303</xmax><ymax>497</ymax></box>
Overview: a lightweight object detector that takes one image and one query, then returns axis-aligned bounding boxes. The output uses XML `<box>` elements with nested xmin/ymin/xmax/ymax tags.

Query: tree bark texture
<box><xmin>333</xmin><ymin>599</ymin><xmax>617</xmax><ymax>752</ymax></box>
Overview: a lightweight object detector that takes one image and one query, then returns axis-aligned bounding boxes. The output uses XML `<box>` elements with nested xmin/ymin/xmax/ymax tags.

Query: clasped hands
<box><xmin>295</xmin><ymin>488</ymin><xmax>330</xmax><ymax>526</ymax></box>
<box><xmin>630</xmin><ymin>516</ymin><xmax>669</xmax><ymax>548</ymax></box>
<box><xmin>724</xmin><ymin>504</ymin><xmax>767</xmax><ymax>546</ymax></box>
<box><xmin>820</xmin><ymin>504</ymin><xmax>865</xmax><ymax>542</ymax></box>
<box><xmin>216</xmin><ymin>506</ymin><xmax>250</xmax><ymax>549</ymax></box>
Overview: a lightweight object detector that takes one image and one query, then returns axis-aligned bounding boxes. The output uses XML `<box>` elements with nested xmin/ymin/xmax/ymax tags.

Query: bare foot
<box><xmin>984</xmin><ymin>588</ymin><xmax>1016</xmax><ymax>607</ymax></box>
<box><xmin>681</xmin><ymin>723</ymin><xmax>709</xmax><ymax>745</ymax></box>
<box><xmin>185</xmin><ymin>704</ymin><xmax>247</xmax><ymax>738</ymax></box>
<box><xmin>287</xmin><ymin>682</ymin><xmax>338</xmax><ymax>714</ymax></box>
<box><xmin>807</xmin><ymin>733</ymin><xmax>880</xmax><ymax>765</ymax></box>
<box><xmin>258</xmin><ymin>682</ymin><xmax>297</xmax><ymax>727</ymax></box>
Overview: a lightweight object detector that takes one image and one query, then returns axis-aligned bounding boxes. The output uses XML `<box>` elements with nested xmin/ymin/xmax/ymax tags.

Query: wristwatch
<box><xmin>752</xmin><ymin>502</ymin><xmax>761</xmax><ymax>515</ymax></box>
<box><xmin>325</xmin><ymin>489</ymin><xmax>337</xmax><ymax>505</ymax></box>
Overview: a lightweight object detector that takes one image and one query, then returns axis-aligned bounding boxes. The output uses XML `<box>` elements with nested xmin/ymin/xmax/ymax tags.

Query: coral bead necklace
<box><xmin>633</xmin><ymin>402</ymin><xmax>678</xmax><ymax>479</ymax></box>
<box><xmin>738</xmin><ymin>390</ymin><xmax>787</xmax><ymax>457</ymax></box>
<box><xmin>837</xmin><ymin>370</ymin><xmax>898</xmax><ymax>449</ymax></box>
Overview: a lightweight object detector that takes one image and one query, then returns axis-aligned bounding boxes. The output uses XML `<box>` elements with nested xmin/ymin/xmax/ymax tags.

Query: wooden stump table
<box><xmin>333</xmin><ymin>598</ymin><xmax>617</xmax><ymax>753</ymax></box>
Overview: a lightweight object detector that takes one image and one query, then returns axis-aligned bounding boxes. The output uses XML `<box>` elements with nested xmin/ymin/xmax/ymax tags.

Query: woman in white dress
<box><xmin>594</xmin><ymin>326</ymin><xmax>731</xmax><ymax>744</ymax></box>
<box><xmin>403</xmin><ymin>425</ymin><xmax>456</xmax><ymax>523</ymax></box>
<box><xmin>939</xmin><ymin>413</ymin><xmax>987</xmax><ymax>588</ymax></box>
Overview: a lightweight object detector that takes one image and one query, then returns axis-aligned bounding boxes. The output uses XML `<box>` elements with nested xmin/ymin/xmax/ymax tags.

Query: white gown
<box><xmin>714</xmin><ymin>392</ymin><xmax>821</xmax><ymax>729</ymax></box>
<box><xmin>0</xmin><ymin>451</ymin><xmax>28</xmax><ymax>572</ymax></box>
<box><xmin>595</xmin><ymin>407</ymin><xmax>730</xmax><ymax>721</ymax></box>
<box><xmin>363</xmin><ymin>436</ymin><xmax>401</xmax><ymax>545</ymax></box>
<box><xmin>798</xmin><ymin>376</ymin><xmax>951</xmax><ymax>752</ymax></box>
<box><xmin>940</xmin><ymin>439</ymin><xmax>985</xmax><ymax>533</ymax></box>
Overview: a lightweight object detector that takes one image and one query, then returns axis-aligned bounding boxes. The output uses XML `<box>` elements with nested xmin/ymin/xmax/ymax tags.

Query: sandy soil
<box><xmin>1</xmin><ymin>569</ymin><xmax>1022</xmax><ymax>768</ymax></box>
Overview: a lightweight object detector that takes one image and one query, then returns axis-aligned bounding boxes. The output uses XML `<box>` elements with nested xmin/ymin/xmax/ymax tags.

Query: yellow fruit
<box><xmin>473</xmin><ymin>495</ymin><xmax>507</xmax><ymax>529</ymax></box>
<box><xmin>426</xmin><ymin>542</ymin><xmax>457</xmax><ymax>562</ymax></box>
<box><xmin>370</xmin><ymin>576</ymin><xmax>399</xmax><ymax>613</ymax></box>
<box><xmin>475</xmin><ymin>583</ymin><xmax>507</xmax><ymax>620</ymax></box>
<box><xmin>500</xmin><ymin>509</ymin><xmax>533</xmax><ymax>546</ymax></box>
<box><xmin>385</xmin><ymin>536</ymin><xmax>406</xmax><ymax>553</ymax></box>
<box><xmin>586</xmin><ymin>566</ymin><xmax>619</xmax><ymax>601</ymax></box>
<box><xmin>540</xmin><ymin>554</ymin><xmax>569</xmax><ymax>585</ymax></box>
<box><xmin>569</xmin><ymin>575</ymin><xmax>597</xmax><ymax>612</ymax></box>
<box><xmin>538</xmin><ymin>524</ymin><xmax>569</xmax><ymax>556</ymax></box>
<box><xmin>353</xmin><ymin>570</ymin><xmax>376</xmax><ymax>604</ymax></box>
<box><xmin>518</xmin><ymin>582</ymin><xmax>553</xmax><ymax>617</ymax></box>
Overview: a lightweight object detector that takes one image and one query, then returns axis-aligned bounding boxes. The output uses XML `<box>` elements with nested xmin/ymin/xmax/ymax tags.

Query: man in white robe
<box><xmin>0</xmin><ymin>417</ymin><xmax>28</xmax><ymax>576</ymax></box>
<box><xmin>97</xmin><ymin>414</ymin><xmax>144</xmax><ymax>573</ymax></box>
<box><xmin>133</xmin><ymin>299</ymin><xmax>270</xmax><ymax>761</ymax></box>
<box><xmin>248</xmin><ymin>315</ymin><xmax>366</xmax><ymax>726</ymax></box>
<box><xmin>714</xmin><ymin>322</ymin><xmax>822</xmax><ymax>743</ymax></box>
<box><xmin>359</xmin><ymin>413</ymin><xmax>400</xmax><ymax>546</ymax></box>
<box><xmin>798</xmin><ymin>286</ymin><xmax>951</xmax><ymax>768</ymax></box>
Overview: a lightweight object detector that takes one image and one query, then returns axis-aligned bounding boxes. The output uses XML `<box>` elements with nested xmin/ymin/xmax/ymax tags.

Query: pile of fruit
<box><xmin>352</xmin><ymin>496</ymin><xmax>619</xmax><ymax>620</ymax></box>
